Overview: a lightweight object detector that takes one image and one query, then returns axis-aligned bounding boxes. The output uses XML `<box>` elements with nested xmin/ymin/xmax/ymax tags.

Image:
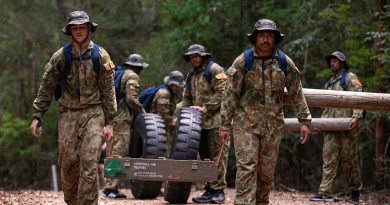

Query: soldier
<box><xmin>30</xmin><ymin>11</ymin><xmax>116</xmax><ymax>205</ymax></box>
<box><xmin>310</xmin><ymin>51</ymin><xmax>363</xmax><ymax>203</ymax></box>
<box><xmin>149</xmin><ymin>70</ymin><xmax>185</xmax><ymax>155</ymax></box>
<box><xmin>181</xmin><ymin>44</ymin><xmax>230</xmax><ymax>204</ymax></box>
<box><xmin>219</xmin><ymin>19</ymin><xmax>312</xmax><ymax>204</ymax></box>
<box><xmin>103</xmin><ymin>54</ymin><xmax>148</xmax><ymax>198</ymax></box>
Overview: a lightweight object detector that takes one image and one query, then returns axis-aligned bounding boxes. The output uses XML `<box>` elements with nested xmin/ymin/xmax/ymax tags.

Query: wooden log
<box><xmin>284</xmin><ymin>88</ymin><xmax>390</xmax><ymax>111</ymax></box>
<box><xmin>283</xmin><ymin>118</ymin><xmax>352</xmax><ymax>132</ymax></box>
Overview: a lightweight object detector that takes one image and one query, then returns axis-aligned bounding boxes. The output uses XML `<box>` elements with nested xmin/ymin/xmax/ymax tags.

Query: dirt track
<box><xmin>1</xmin><ymin>187</ymin><xmax>388</xmax><ymax>205</ymax></box>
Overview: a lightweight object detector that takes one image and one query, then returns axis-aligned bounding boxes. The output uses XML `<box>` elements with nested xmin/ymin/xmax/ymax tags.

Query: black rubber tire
<box><xmin>164</xmin><ymin>108</ymin><xmax>203</xmax><ymax>204</ymax></box>
<box><xmin>129</xmin><ymin>113</ymin><xmax>166</xmax><ymax>199</ymax></box>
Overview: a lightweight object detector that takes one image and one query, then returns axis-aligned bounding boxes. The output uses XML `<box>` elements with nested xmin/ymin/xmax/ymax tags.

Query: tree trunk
<box><xmin>301</xmin><ymin>45</ymin><xmax>309</xmax><ymax>87</ymax></box>
<box><xmin>283</xmin><ymin>118</ymin><xmax>352</xmax><ymax>132</ymax></box>
<box><xmin>284</xmin><ymin>88</ymin><xmax>390</xmax><ymax>111</ymax></box>
<box><xmin>374</xmin><ymin>0</ymin><xmax>386</xmax><ymax>190</ymax></box>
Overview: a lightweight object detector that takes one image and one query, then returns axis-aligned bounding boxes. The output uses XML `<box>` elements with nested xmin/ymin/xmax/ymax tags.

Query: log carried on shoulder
<box><xmin>283</xmin><ymin>118</ymin><xmax>352</xmax><ymax>132</ymax></box>
<box><xmin>284</xmin><ymin>88</ymin><xmax>390</xmax><ymax>111</ymax></box>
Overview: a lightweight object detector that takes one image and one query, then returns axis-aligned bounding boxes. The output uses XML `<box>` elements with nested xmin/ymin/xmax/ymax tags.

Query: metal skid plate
<box><xmin>104</xmin><ymin>157</ymin><xmax>217</xmax><ymax>182</ymax></box>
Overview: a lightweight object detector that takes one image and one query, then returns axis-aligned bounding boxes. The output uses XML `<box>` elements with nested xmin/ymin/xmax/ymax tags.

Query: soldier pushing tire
<box><xmin>164</xmin><ymin>108</ymin><xmax>203</xmax><ymax>204</ymax></box>
<box><xmin>129</xmin><ymin>113</ymin><xmax>167</xmax><ymax>199</ymax></box>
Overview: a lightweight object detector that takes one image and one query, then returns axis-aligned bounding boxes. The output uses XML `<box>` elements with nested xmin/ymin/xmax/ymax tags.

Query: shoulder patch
<box><xmin>215</xmin><ymin>72</ymin><xmax>227</xmax><ymax>79</ymax></box>
<box><xmin>104</xmin><ymin>60</ymin><xmax>115</xmax><ymax>71</ymax></box>
<box><xmin>354</xmin><ymin>79</ymin><xmax>362</xmax><ymax>87</ymax></box>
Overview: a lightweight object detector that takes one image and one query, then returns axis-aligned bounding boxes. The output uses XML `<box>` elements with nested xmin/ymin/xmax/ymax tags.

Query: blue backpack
<box><xmin>54</xmin><ymin>43</ymin><xmax>100</xmax><ymax>100</ymax></box>
<box><xmin>54</xmin><ymin>43</ymin><xmax>123</xmax><ymax>102</ymax></box>
<box><xmin>243</xmin><ymin>49</ymin><xmax>288</xmax><ymax>75</ymax></box>
<box><xmin>326</xmin><ymin>69</ymin><xmax>349</xmax><ymax>91</ymax></box>
<box><xmin>186</xmin><ymin>60</ymin><xmax>226</xmax><ymax>94</ymax></box>
<box><xmin>138</xmin><ymin>84</ymin><xmax>168</xmax><ymax>111</ymax></box>
<box><xmin>114</xmin><ymin>66</ymin><xmax>125</xmax><ymax>101</ymax></box>
<box><xmin>325</xmin><ymin>69</ymin><xmax>366</xmax><ymax>118</ymax></box>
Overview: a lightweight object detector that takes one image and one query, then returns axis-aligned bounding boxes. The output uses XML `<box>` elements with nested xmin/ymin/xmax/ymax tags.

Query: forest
<box><xmin>0</xmin><ymin>0</ymin><xmax>389</xmax><ymax>195</ymax></box>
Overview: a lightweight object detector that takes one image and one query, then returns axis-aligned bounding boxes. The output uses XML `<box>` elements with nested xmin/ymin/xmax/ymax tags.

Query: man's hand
<box><xmin>103</xmin><ymin>124</ymin><xmax>114</xmax><ymax>142</ymax></box>
<box><xmin>30</xmin><ymin>119</ymin><xmax>42</xmax><ymax>138</ymax></box>
<box><xmin>349</xmin><ymin>117</ymin><xmax>359</xmax><ymax>132</ymax></box>
<box><xmin>190</xmin><ymin>106</ymin><xmax>205</xmax><ymax>114</ymax></box>
<box><xmin>300</xmin><ymin>124</ymin><xmax>310</xmax><ymax>144</ymax></box>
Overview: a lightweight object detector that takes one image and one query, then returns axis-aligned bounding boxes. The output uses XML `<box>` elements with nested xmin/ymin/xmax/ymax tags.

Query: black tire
<box><xmin>129</xmin><ymin>113</ymin><xmax>166</xmax><ymax>199</ymax></box>
<box><xmin>164</xmin><ymin>108</ymin><xmax>203</xmax><ymax>204</ymax></box>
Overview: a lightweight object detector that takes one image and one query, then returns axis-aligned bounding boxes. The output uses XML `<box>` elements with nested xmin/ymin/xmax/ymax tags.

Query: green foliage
<box><xmin>0</xmin><ymin>113</ymin><xmax>38</xmax><ymax>163</ymax></box>
<box><xmin>0</xmin><ymin>112</ymin><xmax>39</xmax><ymax>187</ymax></box>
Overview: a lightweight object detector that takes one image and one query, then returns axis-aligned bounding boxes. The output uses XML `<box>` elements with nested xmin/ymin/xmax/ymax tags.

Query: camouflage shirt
<box><xmin>220</xmin><ymin>48</ymin><xmax>311</xmax><ymax>134</ymax></box>
<box><xmin>112</xmin><ymin>68</ymin><xmax>145</xmax><ymax>125</ymax></box>
<box><xmin>149</xmin><ymin>87</ymin><xmax>180</xmax><ymax>134</ymax></box>
<box><xmin>32</xmin><ymin>41</ymin><xmax>117</xmax><ymax>123</ymax></box>
<box><xmin>181</xmin><ymin>61</ymin><xmax>227</xmax><ymax>129</ymax></box>
<box><xmin>322</xmin><ymin>71</ymin><xmax>363</xmax><ymax>118</ymax></box>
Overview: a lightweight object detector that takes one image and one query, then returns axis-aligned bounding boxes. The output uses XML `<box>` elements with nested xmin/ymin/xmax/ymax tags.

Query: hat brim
<box><xmin>62</xmin><ymin>21</ymin><xmax>98</xmax><ymax>35</ymax></box>
<box><xmin>325</xmin><ymin>55</ymin><xmax>349</xmax><ymax>70</ymax></box>
<box><xmin>122</xmin><ymin>62</ymin><xmax>149</xmax><ymax>68</ymax></box>
<box><xmin>164</xmin><ymin>76</ymin><xmax>185</xmax><ymax>87</ymax></box>
<box><xmin>247</xmin><ymin>29</ymin><xmax>285</xmax><ymax>45</ymax></box>
<box><xmin>183</xmin><ymin>51</ymin><xmax>212</xmax><ymax>62</ymax></box>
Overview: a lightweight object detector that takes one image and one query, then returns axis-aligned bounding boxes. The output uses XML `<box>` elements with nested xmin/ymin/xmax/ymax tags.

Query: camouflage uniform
<box><xmin>104</xmin><ymin>54</ymin><xmax>146</xmax><ymax>192</ymax></box>
<box><xmin>318</xmin><ymin>52</ymin><xmax>363</xmax><ymax>196</ymax></box>
<box><xmin>32</xmin><ymin>16</ymin><xmax>116</xmax><ymax>205</ymax></box>
<box><xmin>220</xmin><ymin>19</ymin><xmax>311</xmax><ymax>204</ymax></box>
<box><xmin>181</xmin><ymin>45</ymin><xmax>230</xmax><ymax>193</ymax></box>
<box><xmin>149</xmin><ymin>70</ymin><xmax>184</xmax><ymax>155</ymax></box>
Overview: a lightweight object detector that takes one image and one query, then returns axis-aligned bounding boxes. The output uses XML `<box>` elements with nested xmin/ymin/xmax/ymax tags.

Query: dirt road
<box><xmin>0</xmin><ymin>187</ymin><xmax>387</xmax><ymax>204</ymax></box>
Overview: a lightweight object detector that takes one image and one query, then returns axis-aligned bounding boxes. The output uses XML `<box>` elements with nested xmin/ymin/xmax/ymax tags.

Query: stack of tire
<box><xmin>164</xmin><ymin>108</ymin><xmax>203</xmax><ymax>204</ymax></box>
<box><xmin>129</xmin><ymin>113</ymin><xmax>167</xmax><ymax>199</ymax></box>
<box><xmin>128</xmin><ymin>108</ymin><xmax>203</xmax><ymax>203</ymax></box>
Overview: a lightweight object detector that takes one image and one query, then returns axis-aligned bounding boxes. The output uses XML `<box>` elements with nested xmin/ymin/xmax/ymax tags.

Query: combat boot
<box><xmin>103</xmin><ymin>189</ymin><xmax>127</xmax><ymax>199</ymax></box>
<box><xmin>192</xmin><ymin>188</ymin><xmax>214</xmax><ymax>203</ymax></box>
<box><xmin>309</xmin><ymin>194</ymin><xmax>335</xmax><ymax>202</ymax></box>
<box><xmin>210</xmin><ymin>189</ymin><xmax>225</xmax><ymax>204</ymax></box>
<box><xmin>350</xmin><ymin>190</ymin><xmax>360</xmax><ymax>203</ymax></box>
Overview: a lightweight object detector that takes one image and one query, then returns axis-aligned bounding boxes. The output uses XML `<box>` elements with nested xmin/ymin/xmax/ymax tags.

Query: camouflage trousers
<box><xmin>166</xmin><ymin>130</ymin><xmax>173</xmax><ymax>157</ymax></box>
<box><xmin>199</xmin><ymin>128</ymin><xmax>230</xmax><ymax>190</ymax></box>
<box><xmin>58</xmin><ymin>106</ymin><xmax>105</xmax><ymax>205</ymax></box>
<box><xmin>318</xmin><ymin>131</ymin><xmax>362</xmax><ymax>195</ymax></box>
<box><xmin>234</xmin><ymin>128</ymin><xmax>281</xmax><ymax>205</ymax></box>
<box><xmin>104</xmin><ymin>119</ymin><xmax>132</xmax><ymax>191</ymax></box>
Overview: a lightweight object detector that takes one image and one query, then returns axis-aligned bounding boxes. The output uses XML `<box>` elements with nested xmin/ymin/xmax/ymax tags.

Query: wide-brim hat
<box><xmin>164</xmin><ymin>70</ymin><xmax>185</xmax><ymax>87</ymax></box>
<box><xmin>123</xmin><ymin>54</ymin><xmax>149</xmax><ymax>68</ymax></box>
<box><xmin>61</xmin><ymin>11</ymin><xmax>98</xmax><ymax>35</ymax></box>
<box><xmin>247</xmin><ymin>19</ymin><xmax>285</xmax><ymax>45</ymax></box>
<box><xmin>325</xmin><ymin>51</ymin><xmax>349</xmax><ymax>70</ymax></box>
<box><xmin>183</xmin><ymin>44</ymin><xmax>212</xmax><ymax>62</ymax></box>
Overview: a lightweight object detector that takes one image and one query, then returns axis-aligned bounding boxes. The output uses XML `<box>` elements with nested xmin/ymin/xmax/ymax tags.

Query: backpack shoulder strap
<box><xmin>277</xmin><ymin>50</ymin><xmax>288</xmax><ymax>76</ymax></box>
<box><xmin>340</xmin><ymin>70</ymin><xmax>350</xmax><ymax>91</ymax></box>
<box><xmin>243</xmin><ymin>49</ymin><xmax>254</xmax><ymax>74</ymax></box>
<box><xmin>186</xmin><ymin>70</ymin><xmax>194</xmax><ymax>92</ymax></box>
<box><xmin>54</xmin><ymin>43</ymin><xmax>73</xmax><ymax>101</ymax></box>
<box><xmin>91</xmin><ymin>43</ymin><xmax>100</xmax><ymax>77</ymax></box>
<box><xmin>203</xmin><ymin>60</ymin><xmax>214</xmax><ymax>84</ymax></box>
<box><xmin>325</xmin><ymin>79</ymin><xmax>332</xmax><ymax>89</ymax></box>
<box><xmin>63</xmin><ymin>43</ymin><xmax>73</xmax><ymax>80</ymax></box>
<box><xmin>114</xmin><ymin>66</ymin><xmax>125</xmax><ymax>101</ymax></box>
